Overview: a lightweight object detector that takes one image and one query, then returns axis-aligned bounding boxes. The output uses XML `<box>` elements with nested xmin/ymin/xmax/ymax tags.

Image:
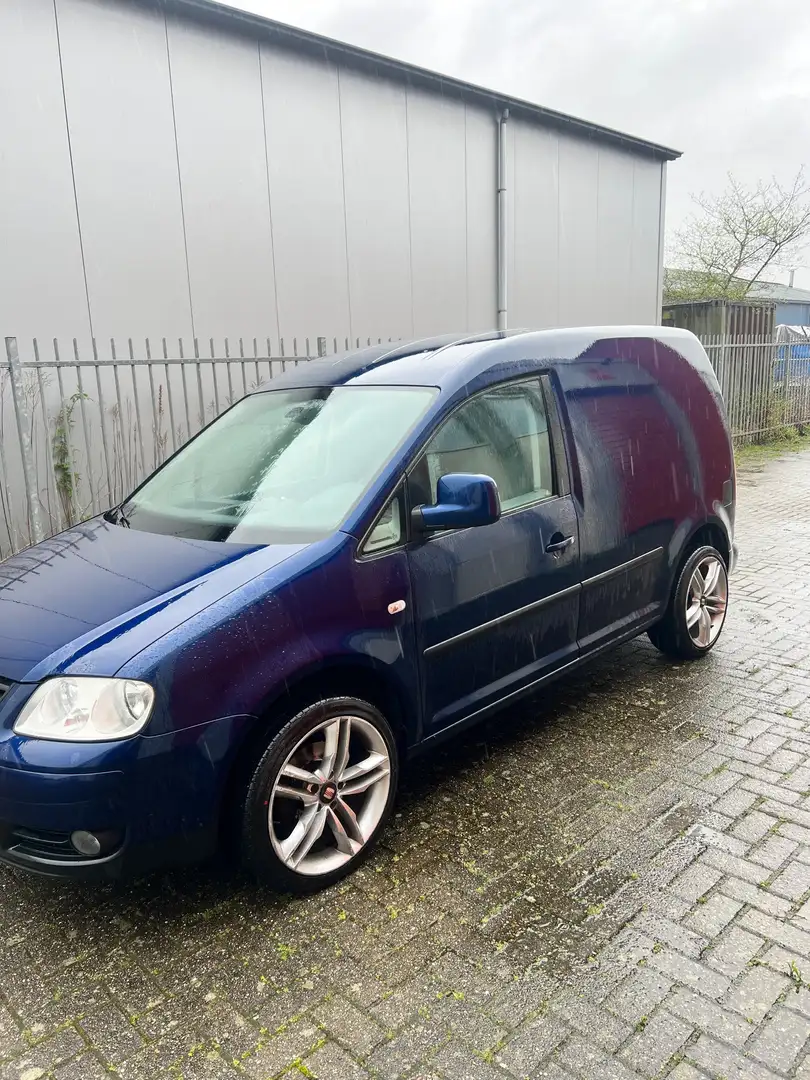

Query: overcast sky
<box><xmin>222</xmin><ymin>0</ymin><xmax>810</xmax><ymax>287</ymax></box>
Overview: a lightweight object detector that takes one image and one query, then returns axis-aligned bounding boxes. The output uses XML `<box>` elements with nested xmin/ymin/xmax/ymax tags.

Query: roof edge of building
<box><xmin>148</xmin><ymin>0</ymin><xmax>681</xmax><ymax>162</ymax></box>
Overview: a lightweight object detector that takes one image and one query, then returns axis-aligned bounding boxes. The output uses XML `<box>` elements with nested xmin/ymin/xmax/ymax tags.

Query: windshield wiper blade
<box><xmin>104</xmin><ymin>505</ymin><xmax>131</xmax><ymax>528</ymax></box>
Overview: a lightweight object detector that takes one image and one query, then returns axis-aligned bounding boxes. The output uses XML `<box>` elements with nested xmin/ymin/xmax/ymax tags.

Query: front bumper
<box><xmin>0</xmin><ymin>712</ymin><xmax>254</xmax><ymax>881</ymax></box>
<box><xmin>0</xmin><ymin>817</ymin><xmax>215</xmax><ymax>881</ymax></box>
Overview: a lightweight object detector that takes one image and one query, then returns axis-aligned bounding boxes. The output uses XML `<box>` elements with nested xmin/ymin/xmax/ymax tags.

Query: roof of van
<box><xmin>259</xmin><ymin>326</ymin><xmax>713</xmax><ymax>395</ymax></box>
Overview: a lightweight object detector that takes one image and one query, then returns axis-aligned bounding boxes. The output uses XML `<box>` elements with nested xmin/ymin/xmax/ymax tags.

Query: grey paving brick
<box><xmin>741</xmin><ymin>907</ymin><xmax>810</xmax><ymax>959</ymax></box>
<box><xmin>688</xmin><ymin>823</ymin><xmax>750</xmax><ymax>857</ymax></box>
<box><xmin>684</xmin><ymin>893</ymin><xmax>743</xmax><ymax>937</ymax></box>
<box><xmin>667</xmin><ymin>1065</ymin><xmax>707</xmax><ymax>1080</ymax></box>
<box><xmin>556</xmin><ymin>1035</ymin><xmax>640</xmax><ymax>1080</ymax></box>
<box><xmin>731</xmin><ymin>809</ymin><xmax>777</xmax><ymax>844</ymax></box>
<box><xmin>435</xmin><ymin>1000</ymin><xmax>505</xmax><ymax>1053</ymax></box>
<box><xmin>736</xmin><ymin>719</ymin><xmax>775</xmax><ymax>742</ymax></box>
<box><xmin>530</xmin><ymin>1064</ymin><xmax>577</xmax><ymax>1080</ymax></box>
<box><xmin>1</xmin><ymin>1027</ymin><xmax>86</xmax><ymax>1076</ymax></box>
<box><xmin>758</xmin><ymin>945</ymin><xmax>810</xmax><ymax>1012</ymax></box>
<box><xmin>496</xmin><ymin>1016</ymin><xmax>569</xmax><ymax>1075</ymax></box>
<box><xmin>740</xmin><ymin>776</ymin><xmax>803</xmax><ymax>803</ymax></box>
<box><xmin>368</xmin><ymin>980</ymin><xmax>439</xmax><ymax>1033</ymax></box>
<box><xmin>781</xmin><ymin>820</ymin><xmax>810</xmax><ymax>845</ymax></box>
<box><xmin>761</xmin><ymin>797</ymin><xmax>810</xmax><ymax>829</ymax></box>
<box><xmin>749</xmin><ymin>734</ymin><xmax>788</xmax><ymax>757</ymax></box>
<box><xmin>766</xmin><ymin>748</ymin><xmax>805</xmax><ymax>773</ymax></box>
<box><xmin>769</xmin><ymin>859</ymin><xmax>810</xmax><ymax>900</ymax></box>
<box><xmin>313</xmin><ymin>996</ymin><xmax>387</xmax><ymax>1057</ymax></box>
<box><xmin>241</xmin><ymin>1021</ymin><xmax>324</xmax><ymax>1078</ymax></box>
<box><xmin>724</xmin><ymin>965</ymin><xmax>791</xmax><ymax>1023</ymax></box>
<box><xmin>76</xmin><ymin>1009</ymin><xmax>146</xmax><ymax>1065</ymax></box>
<box><xmin>107</xmin><ymin>1028</ymin><xmax>204</xmax><ymax>1080</ymax></box>
<box><xmin>784</xmin><ymin>765</ymin><xmax>810</xmax><ymax>792</ymax></box>
<box><xmin>0</xmin><ymin>1006</ymin><xmax>25</xmax><ymax>1061</ymax></box>
<box><xmin>666</xmin><ymin>986</ymin><xmax>753</xmax><ymax>1046</ymax></box>
<box><xmin>669</xmin><ymin>863</ymin><xmax>723</xmax><ymax>904</ymax></box>
<box><xmin>619</xmin><ymin>1010</ymin><xmax>693</xmax><ymax>1077</ymax></box>
<box><xmin>749</xmin><ymin>1005</ymin><xmax>810</xmax><ymax>1073</ymax></box>
<box><xmin>605</xmin><ymin>967</ymin><xmax>673</xmax><ymax>1025</ymax></box>
<box><xmin>365</xmin><ymin>1022</ymin><xmax>446</xmax><ymax>1080</ymax></box>
<box><xmin>701</xmin><ymin>848</ymin><xmax>774</xmax><ymax>885</ymax></box>
<box><xmin>630</xmin><ymin>913</ymin><xmax>708</xmax><ymax>959</ymax></box>
<box><xmin>648</xmin><ymin>948</ymin><xmax>731</xmax><ymax>1000</ymax></box>
<box><xmin>796</xmin><ymin>898</ymin><xmax>810</xmax><ymax>928</ymax></box>
<box><xmin>487</xmin><ymin>972</ymin><xmax>559</xmax><ymax>1028</ymax></box>
<box><xmin>547</xmin><ymin>997</ymin><xmax>632</xmax><ymax>1053</ymax></box>
<box><xmin>706</xmin><ymin>926</ymin><xmax>766</xmax><ymax>978</ymax></box>
<box><xmin>728</xmin><ymin>761</ymin><xmax>787</xmax><ymax>787</ymax></box>
<box><xmin>749</xmin><ymin>833</ymin><xmax>799</xmax><ymax>870</ymax></box>
<box><xmin>304</xmin><ymin>1042</ymin><xmax>372</xmax><ymax>1080</ymax></box>
<box><xmin>688</xmin><ymin>1033</ymin><xmax>783</xmax><ymax>1080</ymax></box>
<box><xmin>429</xmin><ymin>1042</ymin><xmax>505</xmax><ymax>1080</ymax></box>
<box><xmin>719</xmin><ymin>875</ymin><xmax>793</xmax><ymax>917</ymax></box>
<box><xmin>712</xmin><ymin>786</ymin><xmax>760</xmax><ymax>819</ymax></box>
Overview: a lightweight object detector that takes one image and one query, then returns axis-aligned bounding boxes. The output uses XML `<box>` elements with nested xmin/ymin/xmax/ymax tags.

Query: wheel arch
<box><xmin>217</xmin><ymin>655</ymin><xmax>413</xmax><ymax>846</ymax></box>
<box><xmin>682</xmin><ymin>517</ymin><xmax>731</xmax><ymax>571</ymax></box>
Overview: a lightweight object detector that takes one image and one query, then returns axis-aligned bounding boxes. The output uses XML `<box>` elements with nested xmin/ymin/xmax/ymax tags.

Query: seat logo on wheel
<box><xmin>321</xmin><ymin>782</ymin><xmax>337</xmax><ymax>803</ymax></box>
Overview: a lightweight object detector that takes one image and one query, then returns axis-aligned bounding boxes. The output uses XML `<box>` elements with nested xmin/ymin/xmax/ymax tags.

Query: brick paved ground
<box><xmin>3</xmin><ymin>448</ymin><xmax>810</xmax><ymax>1080</ymax></box>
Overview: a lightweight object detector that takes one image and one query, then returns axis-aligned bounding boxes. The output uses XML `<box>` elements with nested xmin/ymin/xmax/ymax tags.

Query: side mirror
<box><xmin>413</xmin><ymin>473</ymin><xmax>501</xmax><ymax>533</ymax></box>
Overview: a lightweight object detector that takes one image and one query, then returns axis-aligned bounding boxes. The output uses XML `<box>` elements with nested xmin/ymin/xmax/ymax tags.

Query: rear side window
<box><xmin>413</xmin><ymin>378</ymin><xmax>554</xmax><ymax>512</ymax></box>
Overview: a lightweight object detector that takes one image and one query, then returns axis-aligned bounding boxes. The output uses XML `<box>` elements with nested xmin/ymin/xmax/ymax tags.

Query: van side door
<box><xmin>406</xmin><ymin>374</ymin><xmax>581</xmax><ymax>736</ymax></box>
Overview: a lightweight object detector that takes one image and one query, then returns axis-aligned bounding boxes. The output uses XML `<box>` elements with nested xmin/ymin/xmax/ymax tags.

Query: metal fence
<box><xmin>2</xmin><ymin>329</ymin><xmax>810</xmax><ymax>560</ymax></box>
<box><xmin>701</xmin><ymin>334</ymin><xmax>810</xmax><ymax>442</ymax></box>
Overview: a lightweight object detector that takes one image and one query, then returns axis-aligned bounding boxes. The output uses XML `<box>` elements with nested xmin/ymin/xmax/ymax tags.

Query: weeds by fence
<box><xmin>1</xmin><ymin>329</ymin><xmax>810</xmax><ymax>560</ymax></box>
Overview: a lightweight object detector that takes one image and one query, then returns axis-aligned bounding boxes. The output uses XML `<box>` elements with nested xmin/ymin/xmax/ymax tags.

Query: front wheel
<box><xmin>240</xmin><ymin>697</ymin><xmax>398</xmax><ymax>893</ymax></box>
<box><xmin>648</xmin><ymin>545</ymin><xmax>728</xmax><ymax>660</ymax></box>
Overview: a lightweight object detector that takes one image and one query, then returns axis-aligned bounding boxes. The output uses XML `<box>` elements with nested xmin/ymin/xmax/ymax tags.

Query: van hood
<box><xmin>0</xmin><ymin>519</ymin><xmax>304</xmax><ymax>683</ymax></box>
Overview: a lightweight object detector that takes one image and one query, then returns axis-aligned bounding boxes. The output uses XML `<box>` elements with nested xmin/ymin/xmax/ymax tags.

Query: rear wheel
<box><xmin>240</xmin><ymin>697</ymin><xmax>397</xmax><ymax>892</ymax></box>
<box><xmin>648</xmin><ymin>545</ymin><xmax>728</xmax><ymax>659</ymax></box>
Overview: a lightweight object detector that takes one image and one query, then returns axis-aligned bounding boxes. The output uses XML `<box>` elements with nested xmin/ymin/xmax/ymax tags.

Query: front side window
<box><xmin>118</xmin><ymin>386</ymin><xmax>436</xmax><ymax>543</ymax></box>
<box><xmin>413</xmin><ymin>379</ymin><xmax>554</xmax><ymax>513</ymax></box>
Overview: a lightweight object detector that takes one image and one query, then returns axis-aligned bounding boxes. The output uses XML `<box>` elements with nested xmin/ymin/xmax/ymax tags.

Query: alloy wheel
<box><xmin>685</xmin><ymin>553</ymin><xmax>728</xmax><ymax>648</ymax></box>
<box><xmin>269</xmin><ymin>715</ymin><xmax>391</xmax><ymax>876</ymax></box>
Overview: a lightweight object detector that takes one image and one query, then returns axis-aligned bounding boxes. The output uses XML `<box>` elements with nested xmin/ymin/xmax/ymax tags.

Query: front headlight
<box><xmin>13</xmin><ymin>677</ymin><xmax>155</xmax><ymax>741</ymax></box>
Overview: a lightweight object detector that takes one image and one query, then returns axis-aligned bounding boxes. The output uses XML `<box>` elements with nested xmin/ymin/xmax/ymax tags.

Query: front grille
<box><xmin>0</xmin><ymin>680</ymin><xmax>11</xmax><ymax>705</ymax></box>
<box><xmin>5</xmin><ymin>826</ymin><xmax>86</xmax><ymax>862</ymax></box>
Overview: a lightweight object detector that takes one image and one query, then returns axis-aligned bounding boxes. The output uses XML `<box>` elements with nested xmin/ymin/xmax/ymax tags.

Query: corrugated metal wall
<box><xmin>0</xmin><ymin>0</ymin><xmax>667</xmax><ymax>358</ymax></box>
<box><xmin>776</xmin><ymin>303</ymin><xmax>810</xmax><ymax>327</ymax></box>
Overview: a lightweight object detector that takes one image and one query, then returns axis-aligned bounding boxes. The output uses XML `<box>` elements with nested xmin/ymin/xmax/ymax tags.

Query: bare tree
<box><xmin>667</xmin><ymin>170</ymin><xmax>810</xmax><ymax>301</ymax></box>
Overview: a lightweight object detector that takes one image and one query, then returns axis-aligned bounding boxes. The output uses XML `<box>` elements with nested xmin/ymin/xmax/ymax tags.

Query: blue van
<box><xmin>0</xmin><ymin>328</ymin><xmax>735</xmax><ymax>891</ymax></box>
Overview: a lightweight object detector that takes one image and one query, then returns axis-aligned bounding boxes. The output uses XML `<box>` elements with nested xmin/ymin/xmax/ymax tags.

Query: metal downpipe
<box><xmin>497</xmin><ymin>109</ymin><xmax>509</xmax><ymax>332</ymax></box>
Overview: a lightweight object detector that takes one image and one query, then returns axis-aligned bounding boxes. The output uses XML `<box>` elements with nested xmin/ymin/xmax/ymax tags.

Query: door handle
<box><xmin>545</xmin><ymin>535</ymin><xmax>575</xmax><ymax>554</ymax></box>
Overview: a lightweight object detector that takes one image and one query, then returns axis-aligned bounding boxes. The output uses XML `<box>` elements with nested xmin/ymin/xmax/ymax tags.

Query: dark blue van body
<box><xmin>0</xmin><ymin>328</ymin><xmax>736</xmax><ymax>879</ymax></box>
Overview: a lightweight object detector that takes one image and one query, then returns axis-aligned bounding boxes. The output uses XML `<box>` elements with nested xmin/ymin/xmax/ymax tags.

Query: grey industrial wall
<box><xmin>0</xmin><ymin>0</ymin><xmax>667</xmax><ymax>358</ymax></box>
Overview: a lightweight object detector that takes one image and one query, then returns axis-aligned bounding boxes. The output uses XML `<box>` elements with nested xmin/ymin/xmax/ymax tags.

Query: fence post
<box><xmin>5</xmin><ymin>337</ymin><xmax>46</xmax><ymax>544</ymax></box>
<box><xmin>317</xmin><ymin>336</ymin><xmax>327</xmax><ymax>358</ymax></box>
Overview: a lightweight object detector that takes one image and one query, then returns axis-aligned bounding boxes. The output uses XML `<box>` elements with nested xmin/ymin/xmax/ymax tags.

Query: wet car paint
<box><xmin>0</xmin><ymin>327</ymin><xmax>735</xmax><ymax>880</ymax></box>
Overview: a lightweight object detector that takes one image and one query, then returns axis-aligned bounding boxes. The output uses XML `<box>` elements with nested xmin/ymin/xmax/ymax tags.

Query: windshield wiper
<box><xmin>104</xmin><ymin>505</ymin><xmax>131</xmax><ymax>528</ymax></box>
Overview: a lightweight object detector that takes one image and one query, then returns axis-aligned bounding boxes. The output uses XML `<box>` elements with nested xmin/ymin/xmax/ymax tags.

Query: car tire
<box><xmin>648</xmin><ymin>544</ymin><xmax>729</xmax><ymax>660</ymax></box>
<box><xmin>240</xmin><ymin>696</ymin><xmax>398</xmax><ymax>893</ymax></box>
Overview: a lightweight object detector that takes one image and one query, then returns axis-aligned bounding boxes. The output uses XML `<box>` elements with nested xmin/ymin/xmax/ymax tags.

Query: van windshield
<box><xmin>116</xmin><ymin>386</ymin><xmax>437</xmax><ymax>543</ymax></box>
